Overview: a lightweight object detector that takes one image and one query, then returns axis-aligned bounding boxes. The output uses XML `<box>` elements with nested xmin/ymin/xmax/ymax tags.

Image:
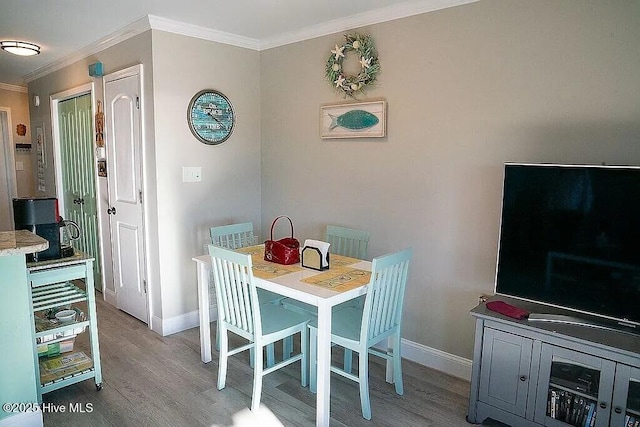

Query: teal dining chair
<box><xmin>282</xmin><ymin>225</ymin><xmax>371</xmax><ymax>366</ymax></box>
<box><xmin>325</xmin><ymin>224</ymin><xmax>370</xmax><ymax>260</ymax></box>
<box><xmin>210</xmin><ymin>222</ymin><xmax>256</xmax><ymax>250</ymax></box>
<box><xmin>210</xmin><ymin>222</ymin><xmax>285</xmax><ymax>366</ymax></box>
<box><xmin>308</xmin><ymin>248</ymin><xmax>412</xmax><ymax>420</ymax></box>
<box><xmin>208</xmin><ymin>245</ymin><xmax>310</xmax><ymax>412</ymax></box>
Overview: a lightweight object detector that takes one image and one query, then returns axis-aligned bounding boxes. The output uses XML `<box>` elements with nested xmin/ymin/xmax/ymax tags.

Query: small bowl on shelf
<box><xmin>55</xmin><ymin>309</ymin><xmax>76</xmax><ymax>323</ymax></box>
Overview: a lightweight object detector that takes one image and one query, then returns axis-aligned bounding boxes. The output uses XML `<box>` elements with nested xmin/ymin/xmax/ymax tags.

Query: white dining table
<box><xmin>192</xmin><ymin>250</ymin><xmax>372</xmax><ymax>427</ymax></box>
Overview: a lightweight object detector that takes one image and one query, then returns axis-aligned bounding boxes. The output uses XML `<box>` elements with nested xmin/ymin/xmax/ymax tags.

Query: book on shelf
<box><xmin>583</xmin><ymin>402</ymin><xmax>595</xmax><ymax>427</ymax></box>
<box><xmin>39</xmin><ymin>351</ymin><xmax>93</xmax><ymax>384</ymax></box>
<box><xmin>547</xmin><ymin>386</ymin><xmax>598</xmax><ymax>427</ymax></box>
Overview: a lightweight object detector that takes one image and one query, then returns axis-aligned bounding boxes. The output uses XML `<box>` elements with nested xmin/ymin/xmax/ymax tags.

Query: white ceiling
<box><xmin>0</xmin><ymin>0</ymin><xmax>473</xmax><ymax>87</ymax></box>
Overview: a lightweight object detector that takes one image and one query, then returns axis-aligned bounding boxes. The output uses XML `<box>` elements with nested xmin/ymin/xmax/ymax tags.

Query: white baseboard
<box><xmin>154</xmin><ymin>306</ymin><xmax>471</xmax><ymax>381</ymax></box>
<box><xmin>155</xmin><ymin>310</ymin><xmax>200</xmax><ymax>336</ymax></box>
<box><xmin>103</xmin><ymin>288</ymin><xmax>116</xmax><ymax>306</ymax></box>
<box><xmin>0</xmin><ymin>410</ymin><xmax>43</xmax><ymax>427</ymax></box>
<box><xmin>400</xmin><ymin>338</ymin><xmax>472</xmax><ymax>381</ymax></box>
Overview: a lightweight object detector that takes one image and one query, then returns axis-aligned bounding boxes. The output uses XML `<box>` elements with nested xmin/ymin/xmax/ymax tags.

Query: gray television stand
<box><xmin>467</xmin><ymin>296</ymin><xmax>640</xmax><ymax>427</ymax></box>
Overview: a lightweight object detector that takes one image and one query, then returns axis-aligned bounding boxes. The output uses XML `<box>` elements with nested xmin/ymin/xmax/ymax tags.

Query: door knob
<box><xmin>107</xmin><ymin>207</ymin><xmax>117</xmax><ymax>215</ymax></box>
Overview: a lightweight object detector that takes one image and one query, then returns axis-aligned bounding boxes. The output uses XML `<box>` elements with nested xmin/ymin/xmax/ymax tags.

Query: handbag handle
<box><xmin>270</xmin><ymin>215</ymin><xmax>295</xmax><ymax>240</ymax></box>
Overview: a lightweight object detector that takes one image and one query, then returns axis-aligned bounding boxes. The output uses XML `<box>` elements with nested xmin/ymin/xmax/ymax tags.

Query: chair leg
<box><xmin>283</xmin><ymin>336</ymin><xmax>293</xmax><ymax>359</ymax></box>
<box><xmin>359</xmin><ymin>348</ymin><xmax>371</xmax><ymax>420</ymax></box>
<box><xmin>300</xmin><ymin>330</ymin><xmax>308</xmax><ymax>387</ymax></box>
<box><xmin>215</xmin><ymin>321</ymin><xmax>220</xmax><ymax>351</ymax></box>
<box><xmin>250</xmin><ymin>344</ymin><xmax>275</xmax><ymax>368</ymax></box>
<box><xmin>393</xmin><ymin>332</ymin><xmax>404</xmax><ymax>395</ymax></box>
<box><xmin>344</xmin><ymin>349</ymin><xmax>353</xmax><ymax>373</ymax></box>
<box><xmin>251</xmin><ymin>343</ymin><xmax>264</xmax><ymax>412</ymax></box>
<box><xmin>266</xmin><ymin>343</ymin><xmax>275</xmax><ymax>367</ymax></box>
<box><xmin>217</xmin><ymin>326</ymin><xmax>228</xmax><ymax>390</ymax></box>
<box><xmin>309</xmin><ymin>327</ymin><xmax>317</xmax><ymax>393</ymax></box>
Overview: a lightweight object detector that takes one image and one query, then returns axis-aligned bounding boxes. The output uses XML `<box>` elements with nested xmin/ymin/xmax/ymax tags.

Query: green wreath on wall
<box><xmin>325</xmin><ymin>33</ymin><xmax>380</xmax><ymax>98</ymax></box>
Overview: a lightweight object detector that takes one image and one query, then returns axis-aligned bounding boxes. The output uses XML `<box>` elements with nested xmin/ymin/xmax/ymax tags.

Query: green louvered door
<box><xmin>58</xmin><ymin>94</ymin><xmax>102</xmax><ymax>287</ymax></box>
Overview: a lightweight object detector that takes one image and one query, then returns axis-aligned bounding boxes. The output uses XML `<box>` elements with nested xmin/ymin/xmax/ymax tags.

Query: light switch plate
<box><xmin>182</xmin><ymin>166</ymin><xmax>202</xmax><ymax>182</ymax></box>
<box><xmin>15</xmin><ymin>161</ymin><xmax>24</xmax><ymax>171</ymax></box>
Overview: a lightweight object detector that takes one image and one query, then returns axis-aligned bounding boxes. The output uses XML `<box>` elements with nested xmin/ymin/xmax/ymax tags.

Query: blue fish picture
<box><xmin>329</xmin><ymin>110</ymin><xmax>379</xmax><ymax>131</ymax></box>
<box><xmin>321</xmin><ymin>100</ymin><xmax>386</xmax><ymax>138</ymax></box>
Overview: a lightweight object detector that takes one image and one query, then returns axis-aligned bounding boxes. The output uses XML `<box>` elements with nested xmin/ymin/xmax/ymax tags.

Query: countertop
<box><xmin>0</xmin><ymin>230</ymin><xmax>49</xmax><ymax>256</ymax></box>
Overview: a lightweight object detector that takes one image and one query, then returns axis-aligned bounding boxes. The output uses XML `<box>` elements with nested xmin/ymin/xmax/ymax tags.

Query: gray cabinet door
<box><xmin>479</xmin><ymin>328</ymin><xmax>533</xmax><ymax>417</ymax></box>
<box><xmin>534</xmin><ymin>343</ymin><xmax>616</xmax><ymax>426</ymax></box>
<box><xmin>612</xmin><ymin>365</ymin><xmax>640</xmax><ymax>426</ymax></box>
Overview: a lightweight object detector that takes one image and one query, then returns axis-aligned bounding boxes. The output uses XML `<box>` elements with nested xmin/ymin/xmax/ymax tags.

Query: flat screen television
<box><xmin>495</xmin><ymin>163</ymin><xmax>640</xmax><ymax>329</ymax></box>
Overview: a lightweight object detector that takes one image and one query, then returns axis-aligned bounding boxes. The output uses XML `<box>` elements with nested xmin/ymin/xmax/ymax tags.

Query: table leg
<box><xmin>196</xmin><ymin>262</ymin><xmax>212</xmax><ymax>363</ymax></box>
<box><xmin>316</xmin><ymin>302</ymin><xmax>332</xmax><ymax>426</ymax></box>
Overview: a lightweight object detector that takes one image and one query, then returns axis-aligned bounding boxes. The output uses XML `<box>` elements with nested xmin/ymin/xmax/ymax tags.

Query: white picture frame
<box><xmin>320</xmin><ymin>100</ymin><xmax>386</xmax><ymax>139</ymax></box>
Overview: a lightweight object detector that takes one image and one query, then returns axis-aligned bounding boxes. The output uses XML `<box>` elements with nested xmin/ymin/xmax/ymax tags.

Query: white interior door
<box><xmin>104</xmin><ymin>65</ymin><xmax>148</xmax><ymax>323</ymax></box>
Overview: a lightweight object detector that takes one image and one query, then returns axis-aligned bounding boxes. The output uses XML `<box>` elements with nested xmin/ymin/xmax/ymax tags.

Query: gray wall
<box><xmin>260</xmin><ymin>0</ymin><xmax>640</xmax><ymax>359</ymax></box>
<box><xmin>151</xmin><ymin>31</ymin><xmax>262</xmax><ymax>320</ymax></box>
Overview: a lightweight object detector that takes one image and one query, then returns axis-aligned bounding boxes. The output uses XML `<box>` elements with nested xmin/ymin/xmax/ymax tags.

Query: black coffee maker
<box><xmin>13</xmin><ymin>197</ymin><xmax>79</xmax><ymax>261</ymax></box>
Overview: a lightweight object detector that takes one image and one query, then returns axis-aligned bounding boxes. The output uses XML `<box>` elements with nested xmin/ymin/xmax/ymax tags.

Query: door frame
<box><xmin>50</xmin><ymin>83</ymin><xmax>110</xmax><ymax>295</ymax></box>
<box><xmin>0</xmin><ymin>107</ymin><xmax>18</xmax><ymax>230</ymax></box>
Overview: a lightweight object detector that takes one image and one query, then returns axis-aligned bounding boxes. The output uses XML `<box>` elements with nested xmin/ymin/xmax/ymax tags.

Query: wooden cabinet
<box><xmin>468</xmin><ymin>296</ymin><xmax>640</xmax><ymax>427</ymax></box>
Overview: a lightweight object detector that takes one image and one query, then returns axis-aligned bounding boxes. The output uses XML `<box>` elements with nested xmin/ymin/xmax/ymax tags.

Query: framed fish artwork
<box><xmin>320</xmin><ymin>100</ymin><xmax>386</xmax><ymax>139</ymax></box>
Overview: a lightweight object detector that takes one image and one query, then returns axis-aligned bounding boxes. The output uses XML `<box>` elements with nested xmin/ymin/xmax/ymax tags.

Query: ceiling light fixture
<box><xmin>1</xmin><ymin>41</ymin><xmax>40</xmax><ymax>56</ymax></box>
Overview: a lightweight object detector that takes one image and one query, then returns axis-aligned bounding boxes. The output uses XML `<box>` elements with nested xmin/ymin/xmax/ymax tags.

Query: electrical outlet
<box><xmin>182</xmin><ymin>166</ymin><xmax>202</xmax><ymax>182</ymax></box>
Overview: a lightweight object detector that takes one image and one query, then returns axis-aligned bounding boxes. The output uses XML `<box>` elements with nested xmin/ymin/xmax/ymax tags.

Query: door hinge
<box><xmin>138</xmin><ymin>190</ymin><xmax>143</xmax><ymax>204</ymax></box>
<box><xmin>143</xmin><ymin>279</ymin><xmax>147</xmax><ymax>293</ymax></box>
<box><xmin>136</xmin><ymin>96</ymin><xmax>140</xmax><ymax>110</ymax></box>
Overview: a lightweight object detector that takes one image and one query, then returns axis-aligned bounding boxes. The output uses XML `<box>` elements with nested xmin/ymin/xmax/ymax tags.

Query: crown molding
<box><xmin>22</xmin><ymin>0</ymin><xmax>477</xmax><ymax>83</ymax></box>
<box><xmin>148</xmin><ymin>15</ymin><xmax>260</xmax><ymax>51</ymax></box>
<box><xmin>0</xmin><ymin>82</ymin><xmax>28</xmax><ymax>93</ymax></box>
<box><xmin>259</xmin><ymin>0</ymin><xmax>478</xmax><ymax>50</ymax></box>
<box><xmin>23</xmin><ymin>16</ymin><xmax>152</xmax><ymax>83</ymax></box>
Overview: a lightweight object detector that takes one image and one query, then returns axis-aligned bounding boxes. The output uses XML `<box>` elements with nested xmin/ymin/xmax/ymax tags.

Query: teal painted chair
<box><xmin>210</xmin><ymin>222</ymin><xmax>285</xmax><ymax>365</ymax></box>
<box><xmin>325</xmin><ymin>224</ymin><xmax>370</xmax><ymax>260</ymax></box>
<box><xmin>282</xmin><ymin>225</ymin><xmax>370</xmax><ymax>367</ymax></box>
<box><xmin>210</xmin><ymin>222</ymin><xmax>286</xmax><ymax>306</ymax></box>
<box><xmin>210</xmin><ymin>221</ymin><xmax>256</xmax><ymax>249</ymax></box>
<box><xmin>308</xmin><ymin>248</ymin><xmax>412</xmax><ymax>420</ymax></box>
<box><xmin>208</xmin><ymin>245</ymin><xmax>310</xmax><ymax>412</ymax></box>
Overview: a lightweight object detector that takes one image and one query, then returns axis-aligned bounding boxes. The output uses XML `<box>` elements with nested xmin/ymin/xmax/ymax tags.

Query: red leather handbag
<box><xmin>264</xmin><ymin>216</ymin><xmax>300</xmax><ymax>265</ymax></box>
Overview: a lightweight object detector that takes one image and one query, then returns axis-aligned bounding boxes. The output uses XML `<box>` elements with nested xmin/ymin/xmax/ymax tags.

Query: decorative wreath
<box><xmin>325</xmin><ymin>33</ymin><xmax>380</xmax><ymax>98</ymax></box>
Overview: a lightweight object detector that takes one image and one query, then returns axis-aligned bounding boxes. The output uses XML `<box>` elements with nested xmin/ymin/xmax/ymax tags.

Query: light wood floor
<box><xmin>41</xmin><ymin>297</ymin><xmax>501</xmax><ymax>426</ymax></box>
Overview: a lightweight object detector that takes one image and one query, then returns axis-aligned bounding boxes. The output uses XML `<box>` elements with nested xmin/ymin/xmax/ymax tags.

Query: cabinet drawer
<box><xmin>29</xmin><ymin>264</ymin><xmax>87</xmax><ymax>287</ymax></box>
